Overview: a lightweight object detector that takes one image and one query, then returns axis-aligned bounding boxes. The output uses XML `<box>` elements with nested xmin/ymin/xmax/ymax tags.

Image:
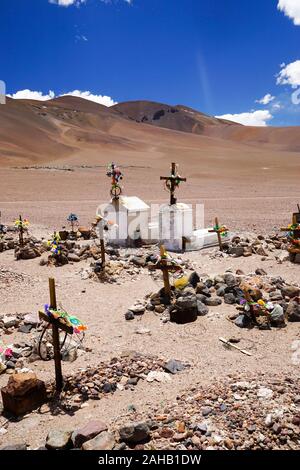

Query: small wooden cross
<box><xmin>38</xmin><ymin>278</ymin><xmax>73</xmax><ymax>392</ymax></box>
<box><xmin>93</xmin><ymin>216</ymin><xmax>106</xmax><ymax>267</ymax></box>
<box><xmin>18</xmin><ymin>214</ymin><xmax>25</xmax><ymax>247</ymax></box>
<box><xmin>209</xmin><ymin>217</ymin><xmax>228</xmax><ymax>252</ymax></box>
<box><xmin>149</xmin><ymin>245</ymin><xmax>182</xmax><ymax>301</ymax></box>
<box><xmin>160</xmin><ymin>163</ymin><xmax>186</xmax><ymax>206</ymax></box>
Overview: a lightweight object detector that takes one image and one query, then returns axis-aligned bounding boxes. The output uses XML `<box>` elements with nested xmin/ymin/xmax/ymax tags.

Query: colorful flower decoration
<box><xmin>67</xmin><ymin>213</ymin><xmax>79</xmax><ymax>223</ymax></box>
<box><xmin>44</xmin><ymin>304</ymin><xmax>87</xmax><ymax>334</ymax></box>
<box><xmin>214</xmin><ymin>224</ymin><xmax>229</xmax><ymax>238</ymax></box>
<box><xmin>14</xmin><ymin>218</ymin><xmax>29</xmax><ymax>229</ymax></box>
<box><xmin>47</xmin><ymin>232</ymin><xmax>62</xmax><ymax>256</ymax></box>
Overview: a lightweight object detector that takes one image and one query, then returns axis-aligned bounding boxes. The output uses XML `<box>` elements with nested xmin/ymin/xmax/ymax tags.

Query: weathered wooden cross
<box><xmin>17</xmin><ymin>214</ymin><xmax>25</xmax><ymax>247</ymax></box>
<box><xmin>209</xmin><ymin>217</ymin><xmax>227</xmax><ymax>252</ymax></box>
<box><xmin>38</xmin><ymin>278</ymin><xmax>73</xmax><ymax>392</ymax></box>
<box><xmin>149</xmin><ymin>245</ymin><xmax>182</xmax><ymax>301</ymax></box>
<box><xmin>160</xmin><ymin>162</ymin><xmax>186</xmax><ymax>206</ymax></box>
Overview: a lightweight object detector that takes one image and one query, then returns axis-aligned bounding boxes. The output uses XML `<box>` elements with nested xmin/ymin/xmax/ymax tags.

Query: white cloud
<box><xmin>256</xmin><ymin>93</ymin><xmax>275</xmax><ymax>105</ymax></box>
<box><xmin>7</xmin><ymin>89</ymin><xmax>55</xmax><ymax>101</ymax></box>
<box><xmin>216</xmin><ymin>110</ymin><xmax>273</xmax><ymax>127</ymax></box>
<box><xmin>278</xmin><ymin>0</ymin><xmax>300</xmax><ymax>25</ymax></box>
<box><xmin>277</xmin><ymin>60</ymin><xmax>300</xmax><ymax>87</ymax></box>
<box><xmin>60</xmin><ymin>90</ymin><xmax>117</xmax><ymax>106</ymax></box>
<box><xmin>49</xmin><ymin>0</ymin><xmax>86</xmax><ymax>6</ymax></box>
<box><xmin>8</xmin><ymin>89</ymin><xmax>117</xmax><ymax>107</ymax></box>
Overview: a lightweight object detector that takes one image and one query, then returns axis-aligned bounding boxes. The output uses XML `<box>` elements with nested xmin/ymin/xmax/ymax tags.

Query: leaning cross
<box><xmin>18</xmin><ymin>215</ymin><xmax>25</xmax><ymax>247</ymax></box>
<box><xmin>160</xmin><ymin>162</ymin><xmax>186</xmax><ymax>206</ymax></box>
<box><xmin>149</xmin><ymin>245</ymin><xmax>182</xmax><ymax>301</ymax></box>
<box><xmin>209</xmin><ymin>217</ymin><xmax>228</xmax><ymax>252</ymax></box>
<box><xmin>38</xmin><ymin>278</ymin><xmax>73</xmax><ymax>392</ymax></box>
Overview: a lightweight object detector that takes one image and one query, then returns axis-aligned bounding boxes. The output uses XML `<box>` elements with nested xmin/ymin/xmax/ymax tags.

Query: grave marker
<box><xmin>209</xmin><ymin>217</ymin><xmax>229</xmax><ymax>252</ymax></box>
<box><xmin>160</xmin><ymin>162</ymin><xmax>186</xmax><ymax>206</ymax></box>
<box><xmin>149</xmin><ymin>245</ymin><xmax>182</xmax><ymax>301</ymax></box>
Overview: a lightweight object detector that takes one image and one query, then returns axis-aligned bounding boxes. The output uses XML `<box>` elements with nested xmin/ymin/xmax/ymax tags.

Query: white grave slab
<box><xmin>159</xmin><ymin>203</ymin><xmax>193</xmax><ymax>252</ymax></box>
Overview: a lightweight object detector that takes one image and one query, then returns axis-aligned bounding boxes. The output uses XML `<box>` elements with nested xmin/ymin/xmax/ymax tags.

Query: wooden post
<box><xmin>160</xmin><ymin>245</ymin><xmax>171</xmax><ymax>299</ymax></box>
<box><xmin>19</xmin><ymin>214</ymin><xmax>24</xmax><ymax>247</ymax></box>
<box><xmin>215</xmin><ymin>217</ymin><xmax>223</xmax><ymax>252</ymax></box>
<box><xmin>100</xmin><ymin>238</ymin><xmax>106</xmax><ymax>267</ymax></box>
<box><xmin>243</xmin><ymin>289</ymin><xmax>257</xmax><ymax>325</ymax></box>
<box><xmin>49</xmin><ymin>278</ymin><xmax>63</xmax><ymax>393</ymax></box>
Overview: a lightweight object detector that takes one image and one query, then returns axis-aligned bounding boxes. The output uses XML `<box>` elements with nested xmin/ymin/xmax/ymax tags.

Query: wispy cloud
<box><xmin>49</xmin><ymin>0</ymin><xmax>86</xmax><ymax>7</ymax></box>
<box><xmin>278</xmin><ymin>0</ymin><xmax>300</xmax><ymax>26</ymax></box>
<box><xmin>255</xmin><ymin>94</ymin><xmax>275</xmax><ymax>105</ymax></box>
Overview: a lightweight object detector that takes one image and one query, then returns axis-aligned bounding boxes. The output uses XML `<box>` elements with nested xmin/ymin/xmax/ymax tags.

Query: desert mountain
<box><xmin>0</xmin><ymin>96</ymin><xmax>300</xmax><ymax>168</ymax></box>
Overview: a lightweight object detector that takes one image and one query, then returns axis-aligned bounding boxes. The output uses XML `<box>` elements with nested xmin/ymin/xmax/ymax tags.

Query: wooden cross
<box><xmin>209</xmin><ymin>217</ymin><xmax>227</xmax><ymax>252</ymax></box>
<box><xmin>18</xmin><ymin>214</ymin><xmax>25</xmax><ymax>247</ymax></box>
<box><xmin>149</xmin><ymin>245</ymin><xmax>182</xmax><ymax>301</ymax></box>
<box><xmin>93</xmin><ymin>216</ymin><xmax>106</xmax><ymax>267</ymax></box>
<box><xmin>160</xmin><ymin>162</ymin><xmax>186</xmax><ymax>206</ymax></box>
<box><xmin>281</xmin><ymin>208</ymin><xmax>300</xmax><ymax>257</ymax></box>
<box><xmin>38</xmin><ymin>278</ymin><xmax>73</xmax><ymax>392</ymax></box>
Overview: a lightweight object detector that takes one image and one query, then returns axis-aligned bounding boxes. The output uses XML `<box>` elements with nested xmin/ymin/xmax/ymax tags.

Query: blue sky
<box><xmin>1</xmin><ymin>0</ymin><xmax>300</xmax><ymax>126</ymax></box>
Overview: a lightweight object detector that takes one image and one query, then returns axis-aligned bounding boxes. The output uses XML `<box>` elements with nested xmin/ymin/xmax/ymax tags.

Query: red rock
<box><xmin>73</xmin><ymin>420</ymin><xmax>108</xmax><ymax>448</ymax></box>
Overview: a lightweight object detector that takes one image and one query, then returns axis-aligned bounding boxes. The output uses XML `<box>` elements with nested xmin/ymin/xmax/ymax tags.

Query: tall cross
<box><xmin>160</xmin><ymin>163</ymin><xmax>186</xmax><ymax>206</ymax></box>
<box><xmin>149</xmin><ymin>245</ymin><xmax>182</xmax><ymax>302</ymax></box>
<box><xmin>38</xmin><ymin>278</ymin><xmax>73</xmax><ymax>392</ymax></box>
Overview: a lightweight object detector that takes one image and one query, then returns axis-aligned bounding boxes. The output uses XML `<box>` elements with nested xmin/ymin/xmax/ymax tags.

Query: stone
<box><xmin>125</xmin><ymin>311</ymin><xmax>135</xmax><ymax>321</ymax></box>
<box><xmin>216</xmin><ymin>285</ymin><xmax>226</xmax><ymax>297</ymax></box>
<box><xmin>188</xmin><ymin>272</ymin><xmax>200</xmax><ymax>288</ymax></box>
<box><xmin>197</xmin><ymin>301</ymin><xmax>209</xmax><ymax>316</ymax></box>
<box><xmin>130</xmin><ymin>256</ymin><xmax>146</xmax><ymax>267</ymax></box>
<box><xmin>46</xmin><ymin>430</ymin><xmax>73</xmax><ymax>450</ymax></box>
<box><xmin>286</xmin><ymin>299</ymin><xmax>300</xmax><ymax>322</ymax></box>
<box><xmin>224</xmin><ymin>273</ymin><xmax>237</xmax><ymax>287</ymax></box>
<box><xmin>202</xmin><ymin>406</ymin><xmax>212</xmax><ymax>417</ymax></box>
<box><xmin>205</xmin><ymin>297</ymin><xmax>222</xmax><ymax>306</ymax></box>
<box><xmin>164</xmin><ymin>359</ymin><xmax>185</xmax><ymax>374</ymax></box>
<box><xmin>228</xmin><ymin>246</ymin><xmax>244</xmax><ymax>257</ymax></box>
<box><xmin>2</xmin><ymin>315</ymin><xmax>19</xmax><ymax>328</ymax></box>
<box><xmin>73</xmin><ymin>420</ymin><xmax>108</xmax><ymax>448</ymax></box>
<box><xmin>234</xmin><ymin>315</ymin><xmax>251</xmax><ymax>328</ymax></box>
<box><xmin>82</xmin><ymin>431</ymin><xmax>115</xmax><ymax>450</ymax></box>
<box><xmin>24</xmin><ymin>312</ymin><xmax>40</xmax><ymax>326</ymax></box>
<box><xmin>224</xmin><ymin>293</ymin><xmax>237</xmax><ymax>305</ymax></box>
<box><xmin>170</xmin><ymin>296</ymin><xmax>198</xmax><ymax>324</ymax></box>
<box><xmin>257</xmin><ymin>387</ymin><xmax>273</xmax><ymax>400</ymax></box>
<box><xmin>0</xmin><ymin>443</ymin><xmax>27</xmax><ymax>450</ymax></box>
<box><xmin>255</xmin><ymin>268</ymin><xmax>267</xmax><ymax>276</ymax></box>
<box><xmin>18</xmin><ymin>324</ymin><xmax>32</xmax><ymax>334</ymax></box>
<box><xmin>197</xmin><ymin>423</ymin><xmax>208</xmax><ymax>434</ymax></box>
<box><xmin>281</xmin><ymin>285</ymin><xmax>300</xmax><ymax>298</ymax></box>
<box><xmin>67</xmin><ymin>253</ymin><xmax>81</xmax><ymax>263</ymax></box>
<box><xmin>128</xmin><ymin>304</ymin><xmax>145</xmax><ymax>315</ymax></box>
<box><xmin>119</xmin><ymin>422</ymin><xmax>150</xmax><ymax>444</ymax></box>
<box><xmin>269</xmin><ymin>290</ymin><xmax>283</xmax><ymax>301</ymax></box>
<box><xmin>1</xmin><ymin>372</ymin><xmax>47</xmax><ymax>416</ymax></box>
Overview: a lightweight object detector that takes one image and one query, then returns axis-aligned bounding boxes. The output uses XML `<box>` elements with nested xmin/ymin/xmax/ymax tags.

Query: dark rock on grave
<box><xmin>169</xmin><ymin>296</ymin><xmax>198</xmax><ymax>324</ymax></box>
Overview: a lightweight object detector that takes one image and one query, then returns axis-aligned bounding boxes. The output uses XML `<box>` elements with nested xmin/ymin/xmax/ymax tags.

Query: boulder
<box><xmin>281</xmin><ymin>285</ymin><xmax>300</xmax><ymax>299</ymax></box>
<box><xmin>286</xmin><ymin>299</ymin><xmax>300</xmax><ymax>322</ymax></box>
<box><xmin>205</xmin><ymin>297</ymin><xmax>222</xmax><ymax>307</ymax></box>
<box><xmin>46</xmin><ymin>430</ymin><xmax>73</xmax><ymax>450</ymax></box>
<box><xmin>72</xmin><ymin>421</ymin><xmax>108</xmax><ymax>448</ymax></box>
<box><xmin>197</xmin><ymin>301</ymin><xmax>209</xmax><ymax>316</ymax></box>
<box><xmin>67</xmin><ymin>253</ymin><xmax>81</xmax><ymax>263</ymax></box>
<box><xmin>1</xmin><ymin>372</ymin><xmax>47</xmax><ymax>416</ymax></box>
<box><xmin>224</xmin><ymin>273</ymin><xmax>237</xmax><ymax>287</ymax></box>
<box><xmin>170</xmin><ymin>296</ymin><xmax>198</xmax><ymax>324</ymax></box>
<box><xmin>224</xmin><ymin>293</ymin><xmax>237</xmax><ymax>305</ymax></box>
<box><xmin>82</xmin><ymin>431</ymin><xmax>115</xmax><ymax>450</ymax></box>
<box><xmin>119</xmin><ymin>422</ymin><xmax>150</xmax><ymax>444</ymax></box>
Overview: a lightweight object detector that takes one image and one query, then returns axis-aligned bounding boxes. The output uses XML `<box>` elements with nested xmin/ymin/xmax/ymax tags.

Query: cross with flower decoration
<box><xmin>281</xmin><ymin>208</ymin><xmax>300</xmax><ymax>261</ymax></box>
<box><xmin>209</xmin><ymin>217</ymin><xmax>229</xmax><ymax>252</ymax></box>
<box><xmin>148</xmin><ymin>244</ymin><xmax>183</xmax><ymax>301</ymax></box>
<box><xmin>160</xmin><ymin>163</ymin><xmax>186</xmax><ymax>206</ymax></box>
<box><xmin>14</xmin><ymin>215</ymin><xmax>29</xmax><ymax>247</ymax></box>
<box><xmin>38</xmin><ymin>278</ymin><xmax>87</xmax><ymax>392</ymax></box>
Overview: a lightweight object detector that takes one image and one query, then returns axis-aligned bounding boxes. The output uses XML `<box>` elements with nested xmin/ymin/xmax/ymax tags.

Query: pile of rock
<box><xmin>109</xmin><ymin>374</ymin><xmax>300</xmax><ymax>450</ymax></box>
<box><xmin>40</xmin><ymin>240</ymin><xmax>106</xmax><ymax>266</ymax></box>
<box><xmin>126</xmin><ymin>269</ymin><xmax>300</xmax><ymax>327</ymax></box>
<box><xmin>81</xmin><ymin>247</ymin><xmax>191</xmax><ymax>284</ymax></box>
<box><xmin>54</xmin><ymin>352</ymin><xmax>188</xmax><ymax>411</ymax></box>
<box><xmin>0</xmin><ymin>234</ymin><xmax>16</xmax><ymax>253</ymax></box>
<box><xmin>210</xmin><ymin>233</ymin><xmax>288</xmax><ymax>261</ymax></box>
<box><xmin>0</xmin><ymin>341</ymin><xmax>33</xmax><ymax>375</ymax></box>
<box><xmin>15</xmin><ymin>238</ymin><xmax>45</xmax><ymax>260</ymax></box>
<box><xmin>0</xmin><ymin>312</ymin><xmax>40</xmax><ymax>335</ymax></box>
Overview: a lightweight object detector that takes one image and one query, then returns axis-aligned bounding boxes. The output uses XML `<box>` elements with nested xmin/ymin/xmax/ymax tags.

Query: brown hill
<box><xmin>0</xmin><ymin>96</ymin><xmax>300</xmax><ymax>170</ymax></box>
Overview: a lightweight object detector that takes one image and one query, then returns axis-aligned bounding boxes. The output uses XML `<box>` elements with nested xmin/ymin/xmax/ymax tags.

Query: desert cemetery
<box><xmin>0</xmin><ymin>150</ymin><xmax>300</xmax><ymax>452</ymax></box>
